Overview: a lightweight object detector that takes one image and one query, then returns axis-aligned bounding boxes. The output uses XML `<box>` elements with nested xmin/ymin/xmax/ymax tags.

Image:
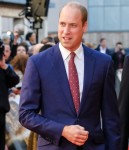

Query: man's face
<box><xmin>17</xmin><ymin>46</ymin><xmax>27</xmax><ymax>56</ymax></box>
<box><xmin>58</xmin><ymin>6</ymin><xmax>87</xmax><ymax>51</ymax></box>
<box><xmin>4</xmin><ymin>45</ymin><xmax>11</xmax><ymax>60</ymax></box>
<box><xmin>101</xmin><ymin>40</ymin><xmax>106</xmax><ymax>48</ymax></box>
<box><xmin>117</xmin><ymin>44</ymin><xmax>123</xmax><ymax>51</ymax></box>
<box><xmin>30</xmin><ymin>33</ymin><xmax>36</xmax><ymax>43</ymax></box>
<box><xmin>13</xmin><ymin>29</ymin><xmax>20</xmax><ymax>38</ymax></box>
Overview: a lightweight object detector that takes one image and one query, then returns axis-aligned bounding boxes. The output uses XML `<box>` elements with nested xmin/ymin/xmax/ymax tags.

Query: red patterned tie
<box><xmin>69</xmin><ymin>52</ymin><xmax>80</xmax><ymax>113</ymax></box>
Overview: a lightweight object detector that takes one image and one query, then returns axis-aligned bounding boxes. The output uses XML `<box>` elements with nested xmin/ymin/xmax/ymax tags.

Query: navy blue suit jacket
<box><xmin>19</xmin><ymin>44</ymin><xmax>120</xmax><ymax>150</ymax></box>
<box><xmin>95</xmin><ymin>45</ymin><xmax>112</xmax><ymax>56</ymax></box>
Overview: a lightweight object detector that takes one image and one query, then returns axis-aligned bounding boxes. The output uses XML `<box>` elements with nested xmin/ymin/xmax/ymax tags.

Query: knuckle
<box><xmin>74</xmin><ymin>134</ymin><xmax>78</xmax><ymax>139</ymax></box>
<box><xmin>76</xmin><ymin>130</ymin><xmax>80</xmax><ymax>135</ymax></box>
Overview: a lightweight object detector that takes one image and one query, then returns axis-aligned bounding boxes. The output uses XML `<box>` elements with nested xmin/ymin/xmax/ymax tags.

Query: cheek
<box><xmin>58</xmin><ymin>26</ymin><xmax>63</xmax><ymax>33</ymax></box>
<box><xmin>6</xmin><ymin>53</ymin><xmax>10</xmax><ymax>56</ymax></box>
<box><xmin>17</xmin><ymin>50</ymin><xmax>21</xmax><ymax>54</ymax></box>
<box><xmin>58</xmin><ymin>29</ymin><xmax>62</xmax><ymax>34</ymax></box>
<box><xmin>22</xmin><ymin>51</ymin><xmax>26</xmax><ymax>54</ymax></box>
<box><xmin>58</xmin><ymin>30</ymin><xmax>62</xmax><ymax>38</ymax></box>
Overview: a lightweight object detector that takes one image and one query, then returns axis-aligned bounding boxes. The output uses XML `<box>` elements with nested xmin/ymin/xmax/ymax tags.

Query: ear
<box><xmin>83</xmin><ymin>21</ymin><xmax>88</xmax><ymax>33</ymax></box>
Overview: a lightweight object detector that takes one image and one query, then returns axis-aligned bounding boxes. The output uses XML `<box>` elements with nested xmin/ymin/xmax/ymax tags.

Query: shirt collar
<box><xmin>59</xmin><ymin>42</ymin><xmax>83</xmax><ymax>60</ymax></box>
<box><xmin>100</xmin><ymin>46</ymin><xmax>106</xmax><ymax>51</ymax></box>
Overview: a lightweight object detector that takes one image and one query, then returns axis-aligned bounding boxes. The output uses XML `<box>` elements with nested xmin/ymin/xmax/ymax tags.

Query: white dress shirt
<box><xmin>59</xmin><ymin>42</ymin><xmax>84</xmax><ymax>101</ymax></box>
<box><xmin>100</xmin><ymin>46</ymin><xmax>106</xmax><ymax>54</ymax></box>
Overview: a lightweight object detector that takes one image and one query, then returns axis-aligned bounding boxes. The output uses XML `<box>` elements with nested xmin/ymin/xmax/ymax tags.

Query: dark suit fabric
<box><xmin>118</xmin><ymin>55</ymin><xmax>129</xmax><ymax>150</ymax></box>
<box><xmin>112</xmin><ymin>51</ymin><xmax>125</xmax><ymax>71</ymax></box>
<box><xmin>0</xmin><ymin>66</ymin><xmax>19</xmax><ymax>150</ymax></box>
<box><xmin>0</xmin><ymin>66</ymin><xmax>19</xmax><ymax>113</ymax></box>
<box><xmin>95</xmin><ymin>45</ymin><xmax>111</xmax><ymax>56</ymax></box>
<box><xmin>19</xmin><ymin>44</ymin><xmax>120</xmax><ymax>150</ymax></box>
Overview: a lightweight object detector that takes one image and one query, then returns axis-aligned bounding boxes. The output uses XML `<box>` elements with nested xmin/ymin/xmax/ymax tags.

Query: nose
<box><xmin>63</xmin><ymin>25</ymin><xmax>70</xmax><ymax>34</ymax></box>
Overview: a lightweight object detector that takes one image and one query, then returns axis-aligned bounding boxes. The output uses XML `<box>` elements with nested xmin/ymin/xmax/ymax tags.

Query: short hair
<box><xmin>39</xmin><ymin>44</ymin><xmax>53</xmax><ymax>53</ymax></box>
<box><xmin>116</xmin><ymin>42</ymin><xmax>122</xmax><ymax>46</ymax></box>
<box><xmin>17</xmin><ymin>42</ymin><xmax>28</xmax><ymax>53</ymax></box>
<box><xmin>26</xmin><ymin>32</ymin><xmax>34</xmax><ymax>41</ymax></box>
<box><xmin>54</xmin><ymin>36</ymin><xmax>59</xmax><ymax>44</ymax></box>
<box><xmin>100</xmin><ymin>38</ymin><xmax>106</xmax><ymax>43</ymax></box>
<box><xmin>60</xmin><ymin>1</ymin><xmax>88</xmax><ymax>24</ymax></box>
<box><xmin>1</xmin><ymin>33</ymin><xmax>10</xmax><ymax>41</ymax></box>
<box><xmin>14</xmin><ymin>24</ymin><xmax>24</xmax><ymax>35</ymax></box>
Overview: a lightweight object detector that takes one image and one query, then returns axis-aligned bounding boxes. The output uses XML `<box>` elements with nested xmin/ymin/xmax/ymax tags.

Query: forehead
<box><xmin>117</xmin><ymin>44</ymin><xmax>122</xmax><ymax>47</ymax></box>
<box><xmin>101</xmin><ymin>39</ymin><xmax>106</xmax><ymax>43</ymax></box>
<box><xmin>4</xmin><ymin>45</ymin><xmax>10</xmax><ymax>50</ymax></box>
<box><xmin>17</xmin><ymin>46</ymin><xmax>25</xmax><ymax>50</ymax></box>
<box><xmin>59</xmin><ymin>6</ymin><xmax>82</xmax><ymax>22</ymax></box>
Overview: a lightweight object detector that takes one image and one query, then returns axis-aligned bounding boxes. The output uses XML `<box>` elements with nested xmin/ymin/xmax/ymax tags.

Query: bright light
<box><xmin>7</xmin><ymin>31</ymin><xmax>12</xmax><ymax>36</ymax></box>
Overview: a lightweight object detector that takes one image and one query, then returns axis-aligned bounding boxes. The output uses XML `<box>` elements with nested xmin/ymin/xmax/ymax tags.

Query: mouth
<box><xmin>63</xmin><ymin>37</ymin><xmax>71</xmax><ymax>41</ymax></box>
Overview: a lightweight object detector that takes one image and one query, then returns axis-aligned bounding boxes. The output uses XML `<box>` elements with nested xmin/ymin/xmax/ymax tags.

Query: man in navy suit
<box><xmin>19</xmin><ymin>1</ymin><xmax>120</xmax><ymax>150</ymax></box>
<box><xmin>118</xmin><ymin>55</ymin><xmax>129</xmax><ymax>150</ymax></box>
<box><xmin>95</xmin><ymin>38</ymin><xmax>111</xmax><ymax>56</ymax></box>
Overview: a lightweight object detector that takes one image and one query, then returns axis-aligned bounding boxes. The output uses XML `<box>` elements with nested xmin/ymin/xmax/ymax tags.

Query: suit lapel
<box><xmin>79</xmin><ymin>46</ymin><xmax>96</xmax><ymax>114</ymax></box>
<box><xmin>51</xmin><ymin>44</ymin><xmax>96</xmax><ymax>115</ymax></box>
<box><xmin>52</xmin><ymin>45</ymin><xmax>76</xmax><ymax>114</ymax></box>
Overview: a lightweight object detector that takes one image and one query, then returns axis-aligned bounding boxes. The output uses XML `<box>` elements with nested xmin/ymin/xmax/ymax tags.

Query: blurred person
<box><xmin>10</xmin><ymin>24</ymin><xmax>25</xmax><ymax>59</ymax></box>
<box><xmin>25</xmin><ymin>31</ymin><xmax>36</xmax><ymax>48</ymax></box>
<box><xmin>112</xmin><ymin>42</ymin><xmax>125</xmax><ymax>71</ymax></box>
<box><xmin>16</xmin><ymin>43</ymin><xmax>28</xmax><ymax>56</ymax></box>
<box><xmin>114</xmin><ymin>42</ymin><xmax>124</xmax><ymax>53</ymax></box>
<box><xmin>4</xmin><ymin>44</ymin><xmax>12</xmax><ymax>64</ymax></box>
<box><xmin>10</xmin><ymin>54</ymin><xmax>28</xmax><ymax>100</ymax></box>
<box><xmin>0</xmin><ymin>39</ymin><xmax>19</xmax><ymax>150</ymax></box>
<box><xmin>39</xmin><ymin>43</ymin><xmax>53</xmax><ymax>53</ymax></box>
<box><xmin>27</xmin><ymin>45</ymin><xmax>34</xmax><ymax>57</ymax></box>
<box><xmin>112</xmin><ymin>42</ymin><xmax>125</xmax><ymax>97</ymax></box>
<box><xmin>85</xmin><ymin>42</ymin><xmax>95</xmax><ymax>49</ymax></box>
<box><xmin>53</xmin><ymin>35</ymin><xmax>59</xmax><ymax>44</ymax></box>
<box><xmin>19</xmin><ymin>1</ymin><xmax>120</xmax><ymax>150</ymax></box>
<box><xmin>32</xmin><ymin>43</ymin><xmax>44</xmax><ymax>55</ymax></box>
<box><xmin>41</xmin><ymin>36</ymin><xmax>53</xmax><ymax>45</ymax></box>
<box><xmin>1</xmin><ymin>33</ymin><xmax>11</xmax><ymax>45</ymax></box>
<box><xmin>118</xmin><ymin>55</ymin><xmax>129</xmax><ymax>150</ymax></box>
<box><xmin>12</xmin><ymin>24</ymin><xmax>24</xmax><ymax>45</ymax></box>
<box><xmin>95</xmin><ymin>38</ymin><xmax>111</xmax><ymax>55</ymax></box>
<box><xmin>6</xmin><ymin>101</ymin><xmax>29</xmax><ymax>150</ymax></box>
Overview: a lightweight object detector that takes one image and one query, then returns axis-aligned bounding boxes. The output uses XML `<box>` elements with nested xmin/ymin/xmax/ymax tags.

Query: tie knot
<box><xmin>70</xmin><ymin>52</ymin><xmax>76</xmax><ymax>59</ymax></box>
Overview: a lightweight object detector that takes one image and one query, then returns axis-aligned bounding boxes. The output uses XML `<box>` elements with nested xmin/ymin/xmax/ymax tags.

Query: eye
<box><xmin>60</xmin><ymin>22</ymin><xmax>65</xmax><ymax>27</ymax></box>
<box><xmin>71</xmin><ymin>24</ymin><xmax>77</xmax><ymax>27</ymax></box>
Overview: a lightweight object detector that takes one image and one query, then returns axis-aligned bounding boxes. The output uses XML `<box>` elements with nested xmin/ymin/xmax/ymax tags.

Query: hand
<box><xmin>11</xmin><ymin>87</ymin><xmax>21</xmax><ymax>95</ymax></box>
<box><xmin>13</xmin><ymin>32</ymin><xmax>19</xmax><ymax>45</ymax></box>
<box><xmin>121</xmin><ymin>49</ymin><xmax>125</xmax><ymax>54</ymax></box>
<box><xmin>62</xmin><ymin>125</ymin><xmax>89</xmax><ymax>146</ymax></box>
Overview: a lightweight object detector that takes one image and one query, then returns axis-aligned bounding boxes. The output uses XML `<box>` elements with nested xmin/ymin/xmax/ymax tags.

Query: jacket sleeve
<box><xmin>4</xmin><ymin>65</ymin><xmax>19</xmax><ymax>88</ymax></box>
<box><xmin>19</xmin><ymin>58</ymin><xmax>65</xmax><ymax>146</ymax></box>
<box><xmin>118</xmin><ymin>55</ymin><xmax>129</xmax><ymax>150</ymax></box>
<box><xmin>101</xmin><ymin>58</ymin><xmax>121</xmax><ymax>150</ymax></box>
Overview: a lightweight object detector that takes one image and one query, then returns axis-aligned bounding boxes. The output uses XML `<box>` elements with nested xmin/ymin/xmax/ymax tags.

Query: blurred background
<box><xmin>0</xmin><ymin>0</ymin><xmax>129</xmax><ymax>49</ymax></box>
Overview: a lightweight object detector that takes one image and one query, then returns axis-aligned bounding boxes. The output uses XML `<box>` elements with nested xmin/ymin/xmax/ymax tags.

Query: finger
<box><xmin>75</xmin><ymin>136</ymin><xmax>88</xmax><ymax>143</ymax></box>
<box><xmin>76</xmin><ymin>125</ymin><xmax>85</xmax><ymax>130</ymax></box>
<box><xmin>80</xmin><ymin>134</ymin><xmax>88</xmax><ymax>139</ymax></box>
<box><xmin>79</xmin><ymin>130</ymin><xmax>89</xmax><ymax>136</ymax></box>
<box><xmin>73</xmin><ymin>139</ymin><xmax>86</xmax><ymax>146</ymax></box>
<box><xmin>73</xmin><ymin>131</ymin><xmax>88</xmax><ymax>141</ymax></box>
